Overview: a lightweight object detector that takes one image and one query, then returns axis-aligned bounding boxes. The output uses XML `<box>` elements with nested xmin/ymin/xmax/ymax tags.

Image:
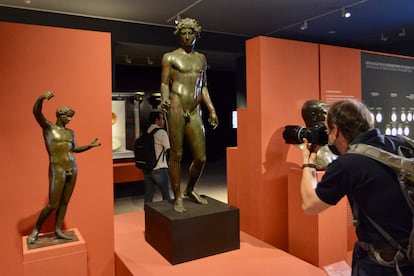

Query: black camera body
<box><xmin>283</xmin><ymin>122</ymin><xmax>328</xmax><ymax>146</ymax></box>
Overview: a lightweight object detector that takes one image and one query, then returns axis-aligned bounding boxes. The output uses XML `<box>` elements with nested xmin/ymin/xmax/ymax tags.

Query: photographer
<box><xmin>300</xmin><ymin>99</ymin><xmax>413</xmax><ymax>275</ymax></box>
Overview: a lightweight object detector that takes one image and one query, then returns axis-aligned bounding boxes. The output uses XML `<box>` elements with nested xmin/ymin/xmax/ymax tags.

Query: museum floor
<box><xmin>113</xmin><ymin>157</ymin><xmax>352</xmax><ymax>275</ymax></box>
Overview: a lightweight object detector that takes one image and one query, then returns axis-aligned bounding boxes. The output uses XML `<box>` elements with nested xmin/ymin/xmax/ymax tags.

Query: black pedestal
<box><xmin>144</xmin><ymin>196</ymin><xmax>240</xmax><ymax>264</ymax></box>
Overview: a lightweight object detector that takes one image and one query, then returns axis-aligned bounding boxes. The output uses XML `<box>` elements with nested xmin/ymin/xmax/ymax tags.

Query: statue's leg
<box><xmin>184</xmin><ymin>118</ymin><xmax>207</xmax><ymax>204</ymax></box>
<box><xmin>27</xmin><ymin>205</ymin><xmax>54</xmax><ymax>244</ymax></box>
<box><xmin>27</xmin><ymin>166</ymin><xmax>64</xmax><ymax>244</ymax></box>
<box><xmin>168</xmin><ymin>109</ymin><xmax>186</xmax><ymax>212</ymax></box>
<box><xmin>55</xmin><ymin>170</ymin><xmax>77</xmax><ymax>240</ymax></box>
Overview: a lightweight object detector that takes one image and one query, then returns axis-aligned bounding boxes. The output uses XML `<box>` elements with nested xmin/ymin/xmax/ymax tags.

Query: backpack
<box><xmin>347</xmin><ymin>136</ymin><xmax>414</xmax><ymax>267</ymax></box>
<box><xmin>134</xmin><ymin>128</ymin><xmax>163</xmax><ymax>171</ymax></box>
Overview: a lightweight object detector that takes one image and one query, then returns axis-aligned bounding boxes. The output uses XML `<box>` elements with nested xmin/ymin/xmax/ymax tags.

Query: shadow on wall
<box><xmin>259</xmin><ymin>127</ymin><xmax>301</xmax><ymax>247</ymax></box>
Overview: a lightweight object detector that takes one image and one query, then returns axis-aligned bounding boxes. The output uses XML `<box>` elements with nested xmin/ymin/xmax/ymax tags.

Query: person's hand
<box><xmin>208</xmin><ymin>112</ymin><xmax>218</xmax><ymax>129</ymax></box>
<box><xmin>89</xmin><ymin>138</ymin><xmax>101</xmax><ymax>147</ymax></box>
<box><xmin>302</xmin><ymin>138</ymin><xmax>319</xmax><ymax>164</ymax></box>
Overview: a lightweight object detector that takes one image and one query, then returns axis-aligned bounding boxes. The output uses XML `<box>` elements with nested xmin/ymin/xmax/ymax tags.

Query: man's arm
<box><xmin>301</xmin><ymin>139</ymin><xmax>331</xmax><ymax>214</ymax></box>
<box><xmin>33</xmin><ymin>91</ymin><xmax>54</xmax><ymax>128</ymax></box>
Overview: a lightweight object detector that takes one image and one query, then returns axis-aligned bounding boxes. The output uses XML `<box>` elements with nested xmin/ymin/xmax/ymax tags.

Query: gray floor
<box><xmin>114</xmin><ymin>158</ymin><xmax>228</xmax><ymax>214</ymax></box>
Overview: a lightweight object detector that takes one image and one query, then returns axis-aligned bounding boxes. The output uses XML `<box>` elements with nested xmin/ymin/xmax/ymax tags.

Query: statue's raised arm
<box><xmin>33</xmin><ymin>91</ymin><xmax>54</xmax><ymax>129</ymax></box>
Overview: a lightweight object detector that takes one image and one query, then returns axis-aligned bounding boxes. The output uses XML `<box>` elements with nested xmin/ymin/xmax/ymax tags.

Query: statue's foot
<box><xmin>174</xmin><ymin>197</ymin><xmax>187</xmax><ymax>213</ymax></box>
<box><xmin>186</xmin><ymin>191</ymin><xmax>208</xmax><ymax>205</ymax></box>
<box><xmin>55</xmin><ymin>230</ymin><xmax>73</xmax><ymax>240</ymax></box>
<box><xmin>27</xmin><ymin>229</ymin><xmax>39</xmax><ymax>244</ymax></box>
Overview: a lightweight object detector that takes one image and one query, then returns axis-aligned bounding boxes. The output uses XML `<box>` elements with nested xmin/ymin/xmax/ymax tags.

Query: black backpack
<box><xmin>347</xmin><ymin>136</ymin><xmax>414</xmax><ymax>267</ymax></box>
<box><xmin>134</xmin><ymin>128</ymin><xmax>163</xmax><ymax>171</ymax></box>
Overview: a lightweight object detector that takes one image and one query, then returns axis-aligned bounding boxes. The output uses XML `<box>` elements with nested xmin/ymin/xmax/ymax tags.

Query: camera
<box><xmin>282</xmin><ymin>122</ymin><xmax>328</xmax><ymax>146</ymax></box>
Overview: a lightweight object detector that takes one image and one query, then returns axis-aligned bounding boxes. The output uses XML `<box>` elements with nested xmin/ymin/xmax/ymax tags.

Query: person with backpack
<box><xmin>300</xmin><ymin>99</ymin><xmax>414</xmax><ymax>275</ymax></box>
<box><xmin>142</xmin><ymin>111</ymin><xmax>171</xmax><ymax>203</ymax></box>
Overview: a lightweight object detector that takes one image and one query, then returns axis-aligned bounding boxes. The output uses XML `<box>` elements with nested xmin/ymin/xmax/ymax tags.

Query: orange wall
<box><xmin>0</xmin><ymin>22</ymin><xmax>114</xmax><ymax>275</ymax></box>
<box><xmin>319</xmin><ymin>44</ymin><xmax>362</xmax><ymax>249</ymax></box>
<box><xmin>228</xmin><ymin>36</ymin><xmax>414</xmax><ymax>258</ymax></box>
<box><xmin>227</xmin><ymin>37</ymin><xmax>320</xmax><ymax>249</ymax></box>
<box><xmin>319</xmin><ymin>44</ymin><xmax>362</xmax><ymax>102</ymax></box>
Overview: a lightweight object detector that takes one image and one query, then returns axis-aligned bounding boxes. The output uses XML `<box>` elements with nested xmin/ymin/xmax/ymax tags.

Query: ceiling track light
<box><xmin>381</xmin><ymin>33</ymin><xmax>388</xmax><ymax>41</ymax></box>
<box><xmin>341</xmin><ymin>8</ymin><xmax>351</xmax><ymax>18</ymax></box>
<box><xmin>265</xmin><ymin>0</ymin><xmax>367</xmax><ymax>36</ymax></box>
<box><xmin>399</xmin><ymin>28</ymin><xmax>406</xmax><ymax>37</ymax></box>
<box><xmin>300</xmin><ymin>20</ymin><xmax>308</xmax><ymax>31</ymax></box>
<box><xmin>167</xmin><ymin>0</ymin><xmax>203</xmax><ymax>23</ymax></box>
<box><xmin>174</xmin><ymin>14</ymin><xmax>182</xmax><ymax>25</ymax></box>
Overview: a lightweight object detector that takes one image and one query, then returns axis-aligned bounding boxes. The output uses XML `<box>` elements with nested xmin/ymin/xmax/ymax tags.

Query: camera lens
<box><xmin>282</xmin><ymin>124</ymin><xmax>328</xmax><ymax>145</ymax></box>
<box><xmin>283</xmin><ymin>125</ymin><xmax>306</xmax><ymax>144</ymax></box>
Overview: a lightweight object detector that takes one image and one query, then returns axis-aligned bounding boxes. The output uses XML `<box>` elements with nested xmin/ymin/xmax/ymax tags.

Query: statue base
<box><xmin>26</xmin><ymin>229</ymin><xmax>79</xmax><ymax>250</ymax></box>
<box><xmin>22</xmin><ymin>228</ymin><xmax>87</xmax><ymax>276</ymax></box>
<box><xmin>144</xmin><ymin>195</ymin><xmax>240</xmax><ymax>264</ymax></box>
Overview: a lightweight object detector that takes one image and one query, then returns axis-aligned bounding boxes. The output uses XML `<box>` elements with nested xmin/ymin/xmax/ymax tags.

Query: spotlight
<box><xmin>134</xmin><ymin>92</ymin><xmax>145</xmax><ymax>103</ymax></box>
<box><xmin>381</xmin><ymin>33</ymin><xmax>388</xmax><ymax>41</ymax></box>
<box><xmin>174</xmin><ymin>14</ymin><xmax>182</xmax><ymax>25</ymax></box>
<box><xmin>300</xmin><ymin>20</ymin><xmax>308</xmax><ymax>31</ymax></box>
<box><xmin>341</xmin><ymin>8</ymin><xmax>351</xmax><ymax>18</ymax></box>
<box><xmin>148</xmin><ymin>93</ymin><xmax>162</xmax><ymax>109</ymax></box>
<box><xmin>399</xmin><ymin>28</ymin><xmax>406</xmax><ymax>37</ymax></box>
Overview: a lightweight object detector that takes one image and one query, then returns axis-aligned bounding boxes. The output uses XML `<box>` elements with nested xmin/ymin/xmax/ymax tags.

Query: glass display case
<box><xmin>112</xmin><ymin>92</ymin><xmax>144</xmax><ymax>159</ymax></box>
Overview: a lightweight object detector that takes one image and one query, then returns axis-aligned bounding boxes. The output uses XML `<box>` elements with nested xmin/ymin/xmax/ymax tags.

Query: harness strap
<box><xmin>151</xmin><ymin>128</ymin><xmax>165</xmax><ymax>169</ymax></box>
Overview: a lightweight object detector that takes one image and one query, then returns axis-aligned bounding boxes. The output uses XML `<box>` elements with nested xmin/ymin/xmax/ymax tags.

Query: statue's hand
<box><xmin>161</xmin><ymin>100</ymin><xmax>170</xmax><ymax>113</ymax></box>
<box><xmin>90</xmin><ymin>138</ymin><xmax>101</xmax><ymax>147</ymax></box>
<box><xmin>208</xmin><ymin>112</ymin><xmax>219</xmax><ymax>129</ymax></box>
<box><xmin>184</xmin><ymin>111</ymin><xmax>191</xmax><ymax>123</ymax></box>
<box><xmin>43</xmin><ymin>91</ymin><xmax>54</xmax><ymax>100</ymax></box>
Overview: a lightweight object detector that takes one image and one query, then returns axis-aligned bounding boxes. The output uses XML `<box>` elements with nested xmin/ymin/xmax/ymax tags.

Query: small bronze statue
<box><xmin>27</xmin><ymin>92</ymin><xmax>101</xmax><ymax>244</ymax></box>
<box><xmin>301</xmin><ymin>99</ymin><xmax>336</xmax><ymax>169</ymax></box>
<box><xmin>160</xmin><ymin>18</ymin><xmax>219</xmax><ymax>212</ymax></box>
<box><xmin>301</xmin><ymin>99</ymin><xmax>328</xmax><ymax>128</ymax></box>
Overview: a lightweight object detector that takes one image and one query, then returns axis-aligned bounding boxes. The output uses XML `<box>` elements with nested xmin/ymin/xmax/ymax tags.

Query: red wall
<box><xmin>319</xmin><ymin>44</ymin><xmax>362</xmax><ymax>249</ymax></box>
<box><xmin>227</xmin><ymin>37</ymin><xmax>409</xmax><ymax>253</ymax></box>
<box><xmin>319</xmin><ymin>44</ymin><xmax>362</xmax><ymax>103</ymax></box>
<box><xmin>0</xmin><ymin>22</ymin><xmax>114</xmax><ymax>275</ymax></box>
<box><xmin>227</xmin><ymin>37</ymin><xmax>320</xmax><ymax>249</ymax></box>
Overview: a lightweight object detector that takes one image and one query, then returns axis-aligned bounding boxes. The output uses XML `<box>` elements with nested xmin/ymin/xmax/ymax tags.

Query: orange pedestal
<box><xmin>288</xmin><ymin>168</ymin><xmax>348</xmax><ymax>267</ymax></box>
<box><xmin>22</xmin><ymin>228</ymin><xmax>87</xmax><ymax>276</ymax></box>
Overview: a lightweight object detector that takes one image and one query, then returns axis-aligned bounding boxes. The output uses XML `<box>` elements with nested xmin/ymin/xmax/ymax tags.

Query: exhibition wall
<box><xmin>227</xmin><ymin>36</ymin><xmax>414</xmax><ymax>258</ymax></box>
<box><xmin>227</xmin><ymin>36</ymin><xmax>362</xmax><ymax>251</ymax></box>
<box><xmin>0</xmin><ymin>22</ymin><xmax>114</xmax><ymax>275</ymax></box>
<box><xmin>227</xmin><ymin>36</ymin><xmax>321</xmax><ymax>250</ymax></box>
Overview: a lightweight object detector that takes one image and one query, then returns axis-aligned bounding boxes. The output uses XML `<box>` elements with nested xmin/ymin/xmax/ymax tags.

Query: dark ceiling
<box><xmin>1</xmin><ymin>0</ymin><xmax>413</xmax><ymax>70</ymax></box>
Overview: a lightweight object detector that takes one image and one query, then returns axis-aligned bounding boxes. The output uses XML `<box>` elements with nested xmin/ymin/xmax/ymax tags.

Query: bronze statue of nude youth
<box><xmin>161</xmin><ymin>18</ymin><xmax>218</xmax><ymax>212</ymax></box>
<box><xmin>27</xmin><ymin>91</ymin><xmax>101</xmax><ymax>244</ymax></box>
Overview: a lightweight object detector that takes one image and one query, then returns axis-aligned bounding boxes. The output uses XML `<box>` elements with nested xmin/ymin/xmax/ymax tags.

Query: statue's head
<box><xmin>56</xmin><ymin>106</ymin><xmax>75</xmax><ymax>118</ymax></box>
<box><xmin>301</xmin><ymin>100</ymin><xmax>327</xmax><ymax>127</ymax></box>
<box><xmin>174</xmin><ymin>18</ymin><xmax>202</xmax><ymax>38</ymax></box>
